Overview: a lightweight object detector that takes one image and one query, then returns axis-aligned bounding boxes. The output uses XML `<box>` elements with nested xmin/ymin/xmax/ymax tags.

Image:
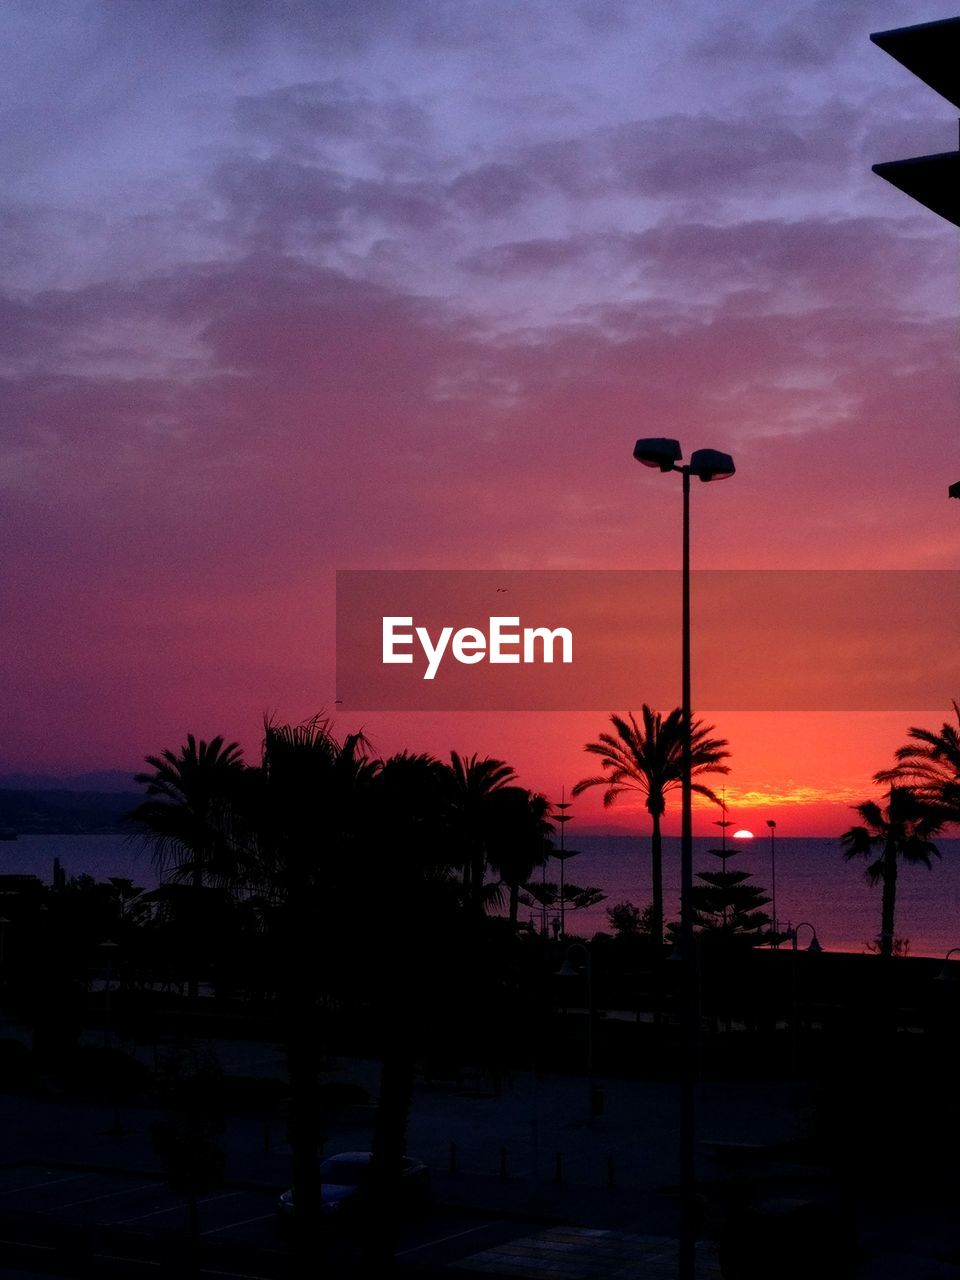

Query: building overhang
<box><xmin>872</xmin><ymin>151</ymin><xmax>960</xmax><ymax>227</ymax></box>
<box><xmin>870</xmin><ymin>17</ymin><xmax>960</xmax><ymax>108</ymax></box>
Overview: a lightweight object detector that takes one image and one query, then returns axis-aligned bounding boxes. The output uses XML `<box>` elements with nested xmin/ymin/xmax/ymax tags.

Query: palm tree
<box><xmin>248</xmin><ymin>715</ymin><xmax>375</xmax><ymax>903</ymax></box>
<box><xmin>245</xmin><ymin>715</ymin><xmax>376</xmax><ymax>1252</ymax></box>
<box><xmin>875</xmin><ymin>701</ymin><xmax>960</xmax><ymax>823</ymax></box>
<box><xmin>572</xmin><ymin>708</ymin><xmax>730</xmax><ymax>946</ymax></box>
<box><xmin>443</xmin><ymin>752</ymin><xmax>517</xmax><ymax>911</ymax></box>
<box><xmin>487</xmin><ymin>789</ymin><xmax>554</xmax><ymax>927</ymax></box>
<box><xmin>841</xmin><ymin>786</ymin><xmax>944</xmax><ymax>961</ymax></box>
<box><xmin>130</xmin><ymin>734</ymin><xmax>245</xmax><ymax>998</ymax></box>
<box><xmin>361</xmin><ymin>751</ymin><xmax>460</xmax><ymax>1267</ymax></box>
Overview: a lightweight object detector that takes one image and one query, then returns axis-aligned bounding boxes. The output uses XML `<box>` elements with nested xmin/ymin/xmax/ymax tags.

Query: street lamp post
<box><xmin>790</xmin><ymin>922</ymin><xmax>822</xmax><ymax>955</ymax></box>
<box><xmin>935</xmin><ymin>947</ymin><xmax>960</xmax><ymax>980</ymax></box>
<box><xmin>766</xmin><ymin>820</ymin><xmax>778</xmax><ymax>945</ymax></box>
<box><xmin>790</xmin><ymin>922</ymin><xmax>822</xmax><ymax>1074</ymax></box>
<box><xmin>633</xmin><ymin>437</ymin><xmax>735</xmax><ymax>1280</ymax></box>
<box><xmin>99</xmin><ymin>939</ymin><xmax>119</xmax><ymax>1049</ymax></box>
<box><xmin>556</xmin><ymin>941</ymin><xmax>596</xmax><ymax>1116</ymax></box>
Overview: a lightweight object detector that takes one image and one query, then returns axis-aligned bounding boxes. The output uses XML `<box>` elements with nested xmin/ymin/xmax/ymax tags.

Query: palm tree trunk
<box><xmin>188</xmin><ymin>861</ymin><xmax>202</xmax><ymax>1001</ymax></box>
<box><xmin>880</xmin><ymin>837</ymin><xmax>898</xmax><ymax>961</ymax></box>
<box><xmin>650</xmin><ymin>809</ymin><xmax>664</xmax><ymax>948</ymax></box>
<box><xmin>187</xmin><ymin>1192</ymin><xmax>200</xmax><ymax>1277</ymax></box>
<box><xmin>284</xmin><ymin>903</ymin><xmax>322</xmax><ymax>1276</ymax></box>
<box><xmin>509</xmin><ymin>881</ymin><xmax>520</xmax><ymax>927</ymax></box>
<box><xmin>366</xmin><ymin>1022</ymin><xmax>416</xmax><ymax>1271</ymax></box>
<box><xmin>471</xmin><ymin>850</ymin><xmax>486</xmax><ymax>911</ymax></box>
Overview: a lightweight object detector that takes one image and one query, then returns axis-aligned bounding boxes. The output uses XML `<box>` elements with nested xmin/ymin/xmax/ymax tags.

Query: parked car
<box><xmin>277</xmin><ymin>1151</ymin><xmax>431</xmax><ymax>1223</ymax></box>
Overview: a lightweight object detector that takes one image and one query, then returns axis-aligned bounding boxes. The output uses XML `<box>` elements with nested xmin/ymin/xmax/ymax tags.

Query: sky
<box><xmin>0</xmin><ymin>0</ymin><xmax>957</xmax><ymax>837</ymax></box>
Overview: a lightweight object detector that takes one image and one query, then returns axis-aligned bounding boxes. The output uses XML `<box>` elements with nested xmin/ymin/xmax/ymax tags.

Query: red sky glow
<box><xmin>0</xmin><ymin>0</ymin><xmax>957</xmax><ymax>839</ymax></box>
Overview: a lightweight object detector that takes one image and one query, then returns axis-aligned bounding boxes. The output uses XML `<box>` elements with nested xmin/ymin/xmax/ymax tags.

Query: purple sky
<box><xmin>1</xmin><ymin>1</ymin><xmax>957</xmax><ymax>831</ymax></box>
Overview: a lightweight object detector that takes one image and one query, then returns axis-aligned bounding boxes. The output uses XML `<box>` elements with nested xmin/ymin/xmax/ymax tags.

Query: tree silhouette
<box><xmin>572</xmin><ymin>708</ymin><xmax>730</xmax><ymax>945</ymax></box>
<box><xmin>606</xmin><ymin>900</ymin><xmax>652</xmax><ymax>938</ymax></box>
<box><xmin>875</xmin><ymin>700</ymin><xmax>960</xmax><ymax>823</ymax></box>
<box><xmin>487</xmin><ymin>789</ymin><xmax>553</xmax><ymax>926</ymax></box>
<box><xmin>245</xmin><ymin>714</ymin><xmax>376</xmax><ymax>1253</ymax></box>
<box><xmin>689</xmin><ymin>848</ymin><xmax>770</xmax><ymax>942</ymax></box>
<box><xmin>519</xmin><ymin>879</ymin><xmax>605</xmax><ymax>932</ymax></box>
<box><xmin>360</xmin><ymin>751</ymin><xmax>460</xmax><ymax>1266</ymax></box>
<box><xmin>130</xmin><ymin>734</ymin><xmax>245</xmax><ymax>999</ymax></box>
<box><xmin>841</xmin><ymin>786</ymin><xmax>943</xmax><ymax>961</ymax></box>
<box><xmin>443</xmin><ymin>752</ymin><xmax>517</xmax><ymax>912</ymax></box>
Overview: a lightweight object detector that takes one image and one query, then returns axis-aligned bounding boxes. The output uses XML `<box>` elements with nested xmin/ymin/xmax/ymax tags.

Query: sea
<box><xmin>4</xmin><ymin>832</ymin><xmax>960</xmax><ymax>959</ymax></box>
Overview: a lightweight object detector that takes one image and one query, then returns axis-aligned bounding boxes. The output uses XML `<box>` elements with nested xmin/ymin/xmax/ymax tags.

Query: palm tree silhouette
<box><xmin>487</xmin><ymin>788</ymin><xmax>553</xmax><ymax>927</ymax></box>
<box><xmin>875</xmin><ymin>700</ymin><xmax>960</xmax><ymax>823</ymax></box>
<box><xmin>444</xmin><ymin>752</ymin><xmax>518</xmax><ymax>912</ymax></box>
<box><xmin>131</xmin><ymin>734</ymin><xmax>245</xmax><ymax>998</ymax></box>
<box><xmin>572</xmin><ymin>708</ymin><xmax>730</xmax><ymax>946</ymax></box>
<box><xmin>841</xmin><ymin>786</ymin><xmax>944</xmax><ymax>961</ymax></box>
<box><xmin>361</xmin><ymin>751</ymin><xmax>459</xmax><ymax>1265</ymax></box>
<box><xmin>246</xmin><ymin>715</ymin><xmax>375</xmax><ymax>1248</ymax></box>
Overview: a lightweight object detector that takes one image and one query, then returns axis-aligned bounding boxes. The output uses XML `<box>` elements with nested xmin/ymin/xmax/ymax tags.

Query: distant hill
<box><xmin>0</xmin><ymin>770</ymin><xmax>137</xmax><ymax>793</ymax></box>
<box><xmin>0</xmin><ymin>789</ymin><xmax>143</xmax><ymax>834</ymax></box>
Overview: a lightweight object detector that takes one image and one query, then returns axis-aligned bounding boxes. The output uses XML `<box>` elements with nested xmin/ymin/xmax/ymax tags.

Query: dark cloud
<box><xmin>516</xmin><ymin>103</ymin><xmax>860</xmax><ymax>201</ymax></box>
<box><xmin>97</xmin><ymin>0</ymin><xmax>408</xmax><ymax>55</ymax></box>
<box><xmin>211</xmin><ymin>154</ymin><xmax>448</xmax><ymax>252</ymax></box>
<box><xmin>690</xmin><ymin>2</ymin><xmax>885</xmax><ymax>70</ymax></box>
<box><xmin>448</xmin><ymin>163</ymin><xmax>544</xmax><ymax>217</ymax></box>
<box><xmin>460</xmin><ymin>237</ymin><xmax>594</xmax><ymax>275</ymax></box>
<box><xmin>456</xmin><ymin>214</ymin><xmax>951</xmax><ymax>330</ymax></box>
<box><xmin>622</xmin><ymin>215</ymin><xmax>949</xmax><ymax>307</ymax></box>
<box><xmin>235</xmin><ymin>81</ymin><xmax>433</xmax><ymax>160</ymax></box>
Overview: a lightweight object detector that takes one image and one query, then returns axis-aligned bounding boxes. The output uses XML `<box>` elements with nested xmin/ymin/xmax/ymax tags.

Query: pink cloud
<box><xmin>0</xmin><ymin>0</ymin><xmax>955</xmax><ymax>788</ymax></box>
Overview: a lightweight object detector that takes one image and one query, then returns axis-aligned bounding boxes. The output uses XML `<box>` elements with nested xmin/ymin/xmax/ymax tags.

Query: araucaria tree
<box><xmin>689</xmin><ymin>848</ymin><xmax>771</xmax><ymax>943</ymax></box>
<box><xmin>841</xmin><ymin>786</ymin><xmax>944</xmax><ymax>961</ymax></box>
<box><xmin>572</xmin><ymin>708</ymin><xmax>730</xmax><ymax>946</ymax></box>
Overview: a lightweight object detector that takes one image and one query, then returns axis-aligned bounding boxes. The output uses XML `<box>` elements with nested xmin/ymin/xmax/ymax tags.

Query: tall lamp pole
<box><xmin>766</xmin><ymin>820</ymin><xmax>778</xmax><ymax>945</ymax></box>
<box><xmin>633</xmin><ymin>437</ymin><xmax>735</xmax><ymax>1280</ymax></box>
<box><xmin>556</xmin><ymin>941</ymin><xmax>594</xmax><ymax>1115</ymax></box>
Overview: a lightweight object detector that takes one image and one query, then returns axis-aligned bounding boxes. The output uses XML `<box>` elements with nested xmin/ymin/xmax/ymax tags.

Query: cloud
<box><xmin>0</xmin><ymin>0</ymin><xmax>956</xmax><ymax>776</ymax></box>
<box><xmin>510</xmin><ymin>101</ymin><xmax>862</xmax><ymax>204</ymax></box>
<box><xmin>234</xmin><ymin>81</ymin><xmax>434</xmax><ymax>163</ymax></box>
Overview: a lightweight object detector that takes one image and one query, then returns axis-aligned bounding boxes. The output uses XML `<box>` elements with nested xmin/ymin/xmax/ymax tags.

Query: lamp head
<box><xmin>633</xmin><ymin>438</ymin><xmax>682</xmax><ymax>472</ymax></box>
<box><xmin>950</xmin><ymin>480</ymin><xmax>960</xmax><ymax>499</ymax></box>
<box><xmin>689</xmin><ymin>448</ymin><xmax>736</xmax><ymax>482</ymax></box>
<box><xmin>806</xmin><ymin>933</ymin><xmax>822</xmax><ymax>954</ymax></box>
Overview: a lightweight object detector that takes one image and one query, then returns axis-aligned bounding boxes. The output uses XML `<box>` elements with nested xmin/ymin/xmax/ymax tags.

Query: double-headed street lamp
<box><xmin>633</xmin><ymin>437</ymin><xmax>735</xmax><ymax>1280</ymax></box>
